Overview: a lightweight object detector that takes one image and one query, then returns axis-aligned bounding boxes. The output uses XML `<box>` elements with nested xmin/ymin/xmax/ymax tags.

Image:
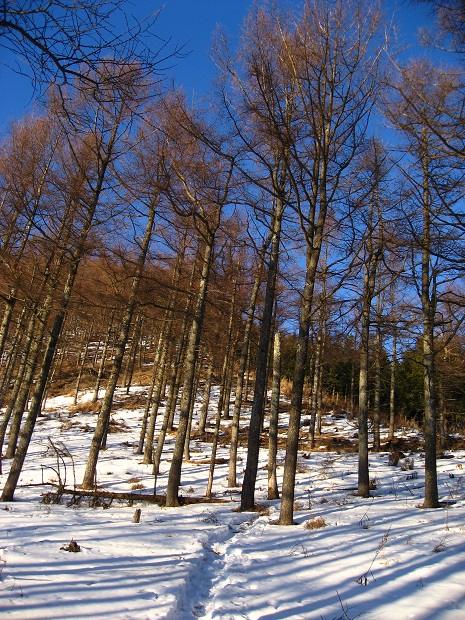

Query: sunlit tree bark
<box><xmin>279</xmin><ymin>0</ymin><xmax>383</xmax><ymax>524</ymax></box>
<box><xmin>385</xmin><ymin>59</ymin><xmax>465</xmax><ymax>508</ymax></box>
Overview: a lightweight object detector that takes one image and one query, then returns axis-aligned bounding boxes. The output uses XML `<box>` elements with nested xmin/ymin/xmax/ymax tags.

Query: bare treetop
<box><xmin>0</xmin><ymin>0</ymin><xmax>176</xmax><ymax>90</ymax></box>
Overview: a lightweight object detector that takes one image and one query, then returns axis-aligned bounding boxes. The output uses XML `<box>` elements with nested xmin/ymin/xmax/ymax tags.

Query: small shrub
<box><xmin>255</xmin><ymin>503</ymin><xmax>270</xmax><ymax>515</ymax></box>
<box><xmin>70</xmin><ymin>401</ymin><xmax>101</xmax><ymax>415</ymax></box>
<box><xmin>305</xmin><ymin>516</ymin><xmax>326</xmax><ymax>530</ymax></box>
<box><xmin>61</xmin><ymin>540</ymin><xmax>81</xmax><ymax>552</ymax></box>
<box><xmin>388</xmin><ymin>451</ymin><xmax>404</xmax><ymax>466</ymax></box>
<box><xmin>280</xmin><ymin>378</ymin><xmax>293</xmax><ymax>398</ymax></box>
<box><xmin>61</xmin><ymin>419</ymin><xmax>80</xmax><ymax>431</ymax></box>
<box><xmin>401</xmin><ymin>457</ymin><xmax>415</xmax><ymax>471</ymax></box>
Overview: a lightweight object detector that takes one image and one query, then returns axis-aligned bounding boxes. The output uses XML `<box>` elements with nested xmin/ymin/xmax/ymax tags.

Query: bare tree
<box><xmin>350</xmin><ymin>140</ymin><xmax>391</xmax><ymax>496</ymax></box>
<box><xmin>0</xmin><ymin>0</ymin><xmax>173</xmax><ymax>90</ymax></box>
<box><xmin>80</xmin><ymin>98</ymin><xmax>172</xmax><ymax>489</ymax></box>
<box><xmin>215</xmin><ymin>1</ymin><xmax>296</xmax><ymax>511</ymax></box>
<box><xmin>278</xmin><ymin>0</ymin><xmax>383</xmax><ymax>525</ymax></box>
<box><xmin>162</xmin><ymin>96</ymin><xmax>236</xmax><ymax>507</ymax></box>
<box><xmin>414</xmin><ymin>0</ymin><xmax>465</xmax><ymax>52</ymax></box>
<box><xmin>385</xmin><ymin>59</ymin><xmax>465</xmax><ymax>508</ymax></box>
<box><xmin>1</xmin><ymin>63</ymin><xmax>148</xmax><ymax>502</ymax></box>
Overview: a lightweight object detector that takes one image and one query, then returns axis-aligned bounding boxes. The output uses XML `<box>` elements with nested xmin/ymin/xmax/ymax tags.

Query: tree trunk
<box><xmin>5</xmin><ymin>309</ymin><xmax>46</xmax><ymax>458</ymax></box>
<box><xmin>205</xmin><ymin>281</ymin><xmax>238</xmax><ymax>497</ymax></box>
<box><xmin>198</xmin><ymin>356</ymin><xmax>213</xmax><ymax>434</ymax></box>
<box><xmin>0</xmin><ymin>293</ymin><xmax>16</xmax><ymax>362</ymax></box>
<box><xmin>74</xmin><ymin>330</ymin><xmax>92</xmax><ymax>405</ymax></box>
<box><xmin>421</xmin><ymin>153</ymin><xmax>439</xmax><ymax>508</ymax></box>
<box><xmin>372</xmin><ymin>307</ymin><xmax>382</xmax><ymax>452</ymax></box>
<box><xmin>183</xmin><ymin>353</ymin><xmax>202</xmax><ymax>462</ymax></box>
<box><xmin>241</xmin><ymin>196</ymin><xmax>284</xmax><ymax>511</ymax></box>
<box><xmin>137</xmin><ymin>329</ymin><xmax>165</xmax><ymax>455</ymax></box>
<box><xmin>268</xmin><ymin>330</ymin><xmax>280</xmax><ymax>500</ymax></box>
<box><xmin>309</xmin><ymin>325</ymin><xmax>324</xmax><ymax>449</ymax></box>
<box><xmin>123</xmin><ymin>315</ymin><xmax>142</xmax><ymax>393</ymax></box>
<box><xmin>358</xmin><ymin>299</ymin><xmax>371</xmax><ymax>498</ymax></box>
<box><xmin>1</xmin><ymin>87</ymin><xmax>136</xmax><ymax>501</ymax></box>
<box><xmin>279</xmin><ymin>202</ymin><xmax>327</xmax><ymax>525</ymax></box>
<box><xmin>228</xmin><ymin>253</ymin><xmax>264</xmax><ymax>487</ymax></box>
<box><xmin>388</xmin><ymin>331</ymin><xmax>396</xmax><ymax>442</ymax></box>
<box><xmin>92</xmin><ymin>314</ymin><xmax>114</xmax><ymax>403</ymax></box>
<box><xmin>165</xmin><ymin>238</ymin><xmax>215</xmax><ymax>507</ymax></box>
<box><xmin>81</xmin><ymin>196</ymin><xmax>157</xmax><ymax>489</ymax></box>
<box><xmin>2</xmin><ymin>266</ymin><xmax>82</xmax><ymax>500</ymax></box>
<box><xmin>138</xmin><ymin>237</ymin><xmax>187</xmax><ymax>454</ymax></box>
<box><xmin>142</xmin><ymin>337</ymin><xmax>170</xmax><ymax>463</ymax></box>
<box><xmin>278</xmin><ymin>268</ymin><xmax>314</xmax><ymax>525</ymax></box>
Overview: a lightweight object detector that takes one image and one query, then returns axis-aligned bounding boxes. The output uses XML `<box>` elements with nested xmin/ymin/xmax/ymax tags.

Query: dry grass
<box><xmin>69</xmin><ymin>401</ymin><xmax>101</xmax><ymax>415</ymax></box>
<box><xmin>280</xmin><ymin>378</ymin><xmax>293</xmax><ymax>399</ymax></box>
<box><xmin>304</xmin><ymin>516</ymin><xmax>326</xmax><ymax>530</ymax></box>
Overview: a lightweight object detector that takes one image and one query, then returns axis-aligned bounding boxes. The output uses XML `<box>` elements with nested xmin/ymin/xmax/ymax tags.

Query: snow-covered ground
<box><xmin>1</xmin><ymin>386</ymin><xmax>465</xmax><ymax>619</ymax></box>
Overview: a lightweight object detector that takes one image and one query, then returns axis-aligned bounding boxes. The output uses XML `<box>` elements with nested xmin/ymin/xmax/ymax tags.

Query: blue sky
<box><xmin>0</xmin><ymin>0</ymin><xmax>436</xmax><ymax>132</ymax></box>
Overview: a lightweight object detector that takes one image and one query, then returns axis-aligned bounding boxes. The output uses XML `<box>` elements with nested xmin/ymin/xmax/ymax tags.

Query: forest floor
<box><xmin>1</xmin><ymin>384</ymin><xmax>465</xmax><ymax>619</ymax></box>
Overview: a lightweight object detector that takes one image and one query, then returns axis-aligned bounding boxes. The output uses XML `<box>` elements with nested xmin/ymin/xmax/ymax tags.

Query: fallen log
<box><xmin>24</xmin><ymin>482</ymin><xmax>229</xmax><ymax>505</ymax></box>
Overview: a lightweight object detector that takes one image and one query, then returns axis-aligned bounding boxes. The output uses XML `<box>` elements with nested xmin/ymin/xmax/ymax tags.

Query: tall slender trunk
<box><xmin>92</xmin><ymin>313</ymin><xmax>114</xmax><ymax>402</ymax></box>
<box><xmin>183</xmin><ymin>355</ymin><xmax>202</xmax><ymax>462</ymax></box>
<box><xmin>421</xmin><ymin>147</ymin><xmax>439</xmax><ymax>509</ymax></box>
<box><xmin>228</xmin><ymin>254</ymin><xmax>264</xmax><ymax>487</ymax></box>
<box><xmin>1</xmin><ymin>94</ymin><xmax>130</xmax><ymax>502</ymax></box>
<box><xmin>74</xmin><ymin>330</ymin><xmax>92</xmax><ymax>405</ymax></box>
<box><xmin>137</xmin><ymin>329</ymin><xmax>165</xmax><ymax>455</ymax></box>
<box><xmin>309</xmin><ymin>325</ymin><xmax>324</xmax><ymax>449</ymax></box>
<box><xmin>2</xmin><ymin>263</ymin><xmax>84</xmax><ymax>500</ymax></box>
<box><xmin>198</xmin><ymin>356</ymin><xmax>213</xmax><ymax>434</ymax></box>
<box><xmin>372</xmin><ymin>317</ymin><xmax>381</xmax><ymax>452</ymax></box>
<box><xmin>143</xmin><ymin>337</ymin><xmax>170</xmax><ymax>464</ymax></box>
<box><xmin>0</xmin><ymin>294</ymin><xmax>16</xmax><ymax>363</ymax></box>
<box><xmin>165</xmin><ymin>238</ymin><xmax>215</xmax><ymax>507</ymax></box>
<box><xmin>388</xmin><ymin>330</ymin><xmax>397</xmax><ymax>442</ymax></box>
<box><xmin>0</xmin><ymin>307</ymin><xmax>26</xmax><ymax>412</ymax></box>
<box><xmin>219</xmin><ymin>277</ymin><xmax>238</xmax><ymax>420</ymax></box>
<box><xmin>82</xmin><ymin>197</ymin><xmax>157</xmax><ymax>489</ymax></box>
<box><xmin>3</xmin><ymin>311</ymin><xmax>40</xmax><ymax>458</ymax></box>
<box><xmin>268</xmin><ymin>330</ymin><xmax>281</xmax><ymax>500</ymax></box>
<box><xmin>358</xmin><ymin>285</ymin><xmax>372</xmax><ymax>498</ymax></box>
<box><xmin>123</xmin><ymin>315</ymin><xmax>142</xmax><ymax>393</ymax></box>
<box><xmin>278</xmin><ymin>197</ymin><xmax>327</xmax><ymax>525</ymax></box>
<box><xmin>205</xmin><ymin>279</ymin><xmax>237</xmax><ymax>498</ymax></box>
<box><xmin>241</xmin><ymin>196</ymin><xmax>284</xmax><ymax>511</ymax></box>
<box><xmin>0</xmin><ymin>133</ymin><xmax>59</xmax><ymax>366</ymax></box>
<box><xmin>138</xmin><ymin>238</ymin><xmax>187</xmax><ymax>454</ymax></box>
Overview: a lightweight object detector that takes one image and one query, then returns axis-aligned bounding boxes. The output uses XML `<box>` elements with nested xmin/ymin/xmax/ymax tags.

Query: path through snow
<box><xmin>175</xmin><ymin>512</ymin><xmax>261</xmax><ymax>619</ymax></box>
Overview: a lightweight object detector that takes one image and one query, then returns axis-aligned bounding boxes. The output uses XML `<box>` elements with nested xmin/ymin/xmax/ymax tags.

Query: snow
<box><xmin>1</xmin><ymin>386</ymin><xmax>465</xmax><ymax>619</ymax></box>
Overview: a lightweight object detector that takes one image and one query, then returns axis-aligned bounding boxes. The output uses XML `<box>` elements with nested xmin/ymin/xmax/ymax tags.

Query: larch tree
<box><xmin>0</xmin><ymin>0</ymin><xmax>173</xmax><ymax>91</ymax></box>
<box><xmin>279</xmin><ymin>0</ymin><xmax>384</xmax><ymax>525</ymax></box>
<box><xmin>81</xmin><ymin>99</ymin><xmax>169</xmax><ymax>489</ymax></box>
<box><xmin>163</xmin><ymin>95</ymin><xmax>236</xmax><ymax>507</ymax></box>
<box><xmin>385</xmin><ymin>59</ymin><xmax>465</xmax><ymax>508</ymax></box>
<box><xmin>1</xmin><ymin>63</ymin><xmax>150</xmax><ymax>501</ymax></box>
<box><xmin>350</xmin><ymin>139</ymin><xmax>390</xmax><ymax>497</ymax></box>
<box><xmin>215</xmin><ymin>1</ymin><xmax>297</xmax><ymax>511</ymax></box>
